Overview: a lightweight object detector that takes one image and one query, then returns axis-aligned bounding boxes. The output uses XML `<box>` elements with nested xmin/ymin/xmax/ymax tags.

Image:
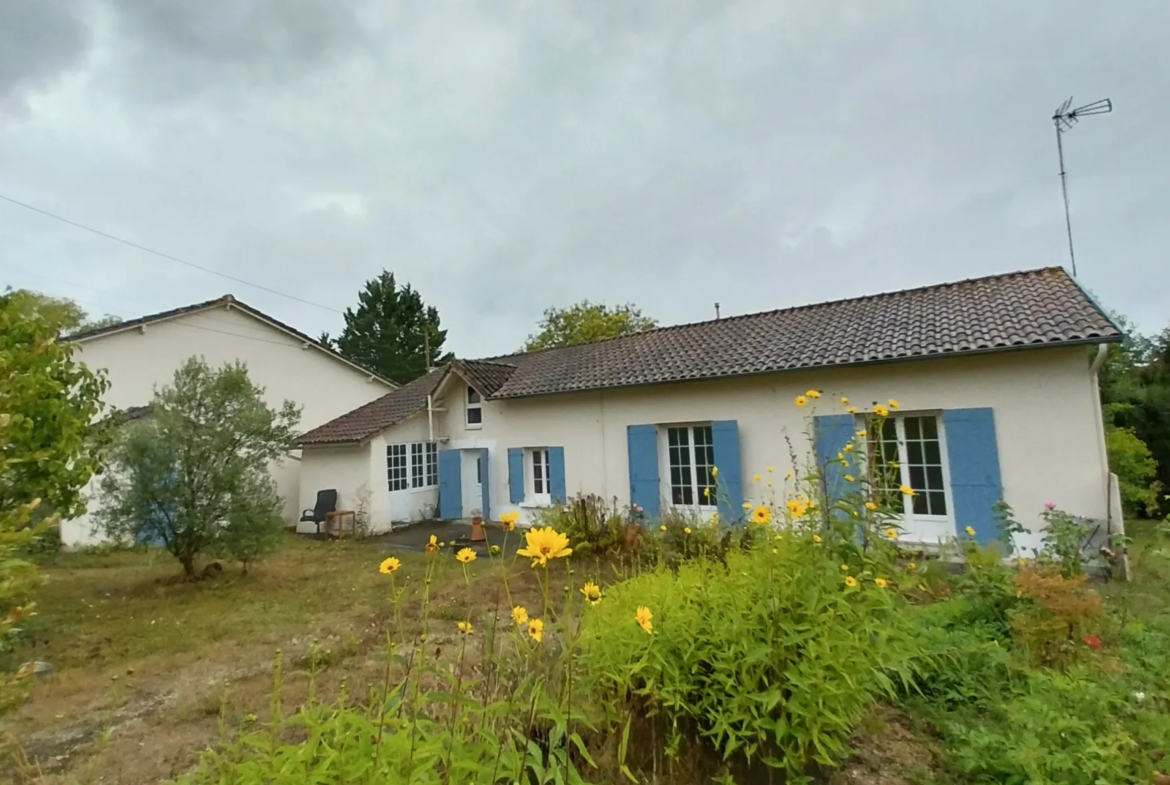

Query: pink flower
<box><xmin>1044</xmin><ymin>502</ymin><xmax>1056</xmax><ymax>510</ymax></box>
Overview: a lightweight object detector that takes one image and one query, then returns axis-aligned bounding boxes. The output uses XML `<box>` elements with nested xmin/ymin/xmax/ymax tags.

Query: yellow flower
<box><xmin>965</xmin><ymin>526</ymin><xmax>976</xmax><ymax>537</ymax></box>
<box><xmin>844</xmin><ymin>576</ymin><xmax>859</xmax><ymax>588</ymax></box>
<box><xmin>751</xmin><ymin>505</ymin><xmax>772</xmax><ymax>525</ymax></box>
<box><xmin>806</xmin><ymin>389</ymin><xmax>821</xmax><ymax>399</ymax></box>
<box><xmin>500</xmin><ymin>511</ymin><xmax>520</xmax><ymax>531</ymax></box>
<box><xmin>840</xmin><ymin>564</ymin><xmax>850</xmax><ymax>571</ymax></box>
<box><xmin>753</xmin><ymin>474</ymin><xmax>761</xmax><ymax>482</ymax></box>
<box><xmin>865</xmin><ymin>501</ymin><xmax>878</xmax><ymax>511</ymax></box>
<box><xmin>684</xmin><ymin>527</ymin><xmax>692</xmax><ymax>535</ymax></box>
<box><xmin>874</xmin><ymin>404</ymin><xmax>889</xmax><ymax>417</ymax></box>
<box><xmin>659</xmin><ymin>524</ymin><xmax>668</xmax><ymax>532</ymax></box>
<box><xmin>844</xmin><ymin>474</ymin><xmax>856</xmax><ymax>483</ymax></box>
<box><xmin>426</xmin><ymin>534</ymin><xmax>438</xmax><ymax>555</ymax></box>
<box><xmin>379</xmin><ymin>556</ymin><xmax>401</xmax><ymax>575</ymax></box>
<box><xmin>580</xmin><ymin>581</ymin><xmax>602</xmax><ymax>605</ymax></box>
<box><xmin>457</xmin><ymin>620</ymin><xmax>473</xmax><ymax>635</ymax></box>
<box><xmin>456</xmin><ymin>547</ymin><xmax>477</xmax><ymax>564</ymax></box>
<box><xmin>711</xmin><ymin>466</ymin><xmax>718</xmax><ymax>478</ymax></box>
<box><xmin>907</xmin><ymin>562</ymin><xmax>917</xmax><ymax>571</ymax></box>
<box><xmin>528</xmin><ymin>618</ymin><xmax>544</xmax><ymax>643</ymax></box>
<box><xmin>635</xmin><ymin>606</ymin><xmax>653</xmax><ymax>635</ymax></box>
<box><xmin>767</xmin><ymin>482</ymin><xmax>773</xmax><ymax>488</ymax></box>
<box><xmin>786</xmin><ymin>472</ymin><xmax>793</xmax><ymax>479</ymax></box>
<box><xmin>856</xmin><ymin>429</ymin><xmax>867</xmax><ymax>438</ymax></box>
<box><xmin>841</xmin><ymin>397</ymin><xmax>849</xmax><ymax>405</ymax></box>
<box><xmin>888</xmin><ymin>399</ymin><xmax>900</xmax><ymax>410</ymax></box>
<box><xmin>843</xmin><ymin>444</ymin><xmax>853</xmax><ymax>452</ymax></box>
<box><xmin>812</xmin><ymin>534</ymin><xmax>822</xmax><ymax>544</ymax></box>
<box><xmin>767</xmin><ymin>467</ymin><xmax>774</xmax><ymax>473</ymax></box>
<box><xmin>900</xmin><ymin>485</ymin><xmax>916</xmax><ymax>496</ymax></box>
<box><xmin>838</xmin><ymin>452</ymin><xmax>845</xmax><ymax>461</ymax></box>
<box><xmin>886</xmin><ymin>528</ymin><xmax>898</xmax><ymax>540</ymax></box>
<box><xmin>874</xmin><ymin>578</ymin><xmax>889</xmax><ymax>589</ymax></box>
<box><xmin>846</xmin><ymin>406</ymin><xmax>858</xmax><ymax>414</ymax></box>
<box><xmin>709</xmin><ymin>513</ymin><xmax>721</xmax><ymax>525</ymax></box>
<box><xmin>512</xmin><ymin>606</ymin><xmax>529</xmax><ymax>625</ymax></box>
<box><xmin>703</xmin><ymin>487</ymin><xmax>710</xmax><ymax>497</ymax></box>
<box><xmin>785</xmin><ymin>499</ymin><xmax>807</xmax><ymax>519</ymax></box>
<box><xmin>516</xmin><ymin>527</ymin><xmax>573</xmax><ymax>566</ymax></box>
<box><xmin>794</xmin><ymin>395</ymin><xmax>808</xmax><ymax>407</ymax></box>
<box><xmin>742</xmin><ymin>502</ymin><xmax>752</xmax><ymax>510</ymax></box>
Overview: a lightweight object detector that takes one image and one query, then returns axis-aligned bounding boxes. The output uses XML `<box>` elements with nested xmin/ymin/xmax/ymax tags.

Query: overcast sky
<box><xmin>1</xmin><ymin>1</ymin><xmax>1166</xmax><ymax>358</ymax></box>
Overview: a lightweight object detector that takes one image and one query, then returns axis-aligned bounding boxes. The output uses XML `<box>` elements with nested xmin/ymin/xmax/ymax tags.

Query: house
<box><xmin>60</xmin><ymin>295</ymin><xmax>396</xmax><ymax>547</ymax></box>
<box><xmin>296</xmin><ymin>267</ymin><xmax>1124</xmax><ymax>549</ymax></box>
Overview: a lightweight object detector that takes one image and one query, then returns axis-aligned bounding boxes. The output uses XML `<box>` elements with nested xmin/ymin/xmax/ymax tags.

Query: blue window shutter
<box><xmin>508</xmin><ymin>448</ymin><xmax>525</xmax><ymax>504</ymax></box>
<box><xmin>478</xmin><ymin>448</ymin><xmax>491</xmax><ymax>520</ymax></box>
<box><xmin>439</xmin><ymin>449</ymin><xmax>462</xmax><ymax>519</ymax></box>
<box><xmin>814</xmin><ymin>414</ymin><xmax>856</xmax><ymax>513</ymax></box>
<box><xmin>711</xmin><ymin>420</ymin><xmax>744</xmax><ymax>524</ymax></box>
<box><xmin>942</xmin><ymin>408</ymin><xmax>1004</xmax><ymax>546</ymax></box>
<box><xmin>548</xmin><ymin>447</ymin><xmax>567</xmax><ymax>504</ymax></box>
<box><xmin>627</xmin><ymin>425</ymin><xmax>660</xmax><ymax>521</ymax></box>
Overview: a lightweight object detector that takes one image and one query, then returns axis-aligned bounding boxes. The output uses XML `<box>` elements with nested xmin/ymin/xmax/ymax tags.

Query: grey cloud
<box><xmin>0</xmin><ymin>0</ymin><xmax>91</xmax><ymax>111</ymax></box>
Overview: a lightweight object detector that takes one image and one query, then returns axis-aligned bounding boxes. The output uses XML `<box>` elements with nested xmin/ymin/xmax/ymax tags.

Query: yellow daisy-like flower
<box><xmin>659</xmin><ymin>524</ymin><xmax>668</xmax><ymax>532</ymax></box>
<box><xmin>785</xmin><ymin>499</ymin><xmax>807</xmax><ymax>519</ymax></box>
<box><xmin>841</xmin><ymin>397</ymin><xmax>849</xmax><ymax>405</ymax></box>
<box><xmin>844</xmin><ymin>576</ymin><xmax>859</xmax><ymax>588</ymax></box>
<box><xmin>516</xmin><ymin>527</ymin><xmax>573</xmax><ymax>566</ymax></box>
<box><xmin>856</xmin><ymin>429</ymin><xmax>868</xmax><ymax>438</ymax></box>
<box><xmin>635</xmin><ymin>606</ymin><xmax>653</xmax><ymax>635</ymax></box>
<box><xmin>580</xmin><ymin>581</ymin><xmax>602</xmax><ymax>605</ymax></box>
<box><xmin>900</xmin><ymin>485</ymin><xmax>916</xmax><ymax>497</ymax></box>
<box><xmin>843</xmin><ymin>444</ymin><xmax>853</xmax><ymax>452</ymax></box>
<box><xmin>528</xmin><ymin>618</ymin><xmax>544</xmax><ymax>643</ymax></box>
<box><xmin>379</xmin><ymin>556</ymin><xmax>401</xmax><ymax>575</ymax></box>
<box><xmin>886</xmin><ymin>528</ymin><xmax>898</xmax><ymax>541</ymax></box>
<box><xmin>753</xmin><ymin>474</ymin><xmax>761</xmax><ymax>482</ymax></box>
<box><xmin>751</xmin><ymin>505</ymin><xmax>772</xmax><ymax>525</ymax></box>
<box><xmin>840</xmin><ymin>564</ymin><xmax>850</xmax><ymax>571</ymax></box>
<box><xmin>865</xmin><ymin>501</ymin><xmax>878</xmax><ymax>511</ymax></box>
<box><xmin>742</xmin><ymin>502</ymin><xmax>752</xmax><ymax>510</ymax></box>
<box><xmin>711</xmin><ymin>466</ymin><xmax>718</xmax><ymax>478</ymax></box>
<box><xmin>767</xmin><ymin>481</ymin><xmax>773</xmax><ymax>488</ymax></box>
<box><xmin>874</xmin><ymin>404</ymin><xmax>890</xmax><ymax>417</ymax></box>
<box><xmin>709</xmin><ymin>513</ymin><xmax>721</xmax><ymax>525</ymax></box>
<box><xmin>499</xmin><ymin>511</ymin><xmax>520</xmax><ymax>531</ymax></box>
<box><xmin>846</xmin><ymin>406</ymin><xmax>858</xmax><ymax>414</ymax></box>
<box><xmin>794</xmin><ymin>395</ymin><xmax>808</xmax><ymax>407</ymax></box>
<box><xmin>907</xmin><ymin>562</ymin><xmax>917</xmax><ymax>571</ymax></box>
<box><xmin>512</xmin><ymin>605</ymin><xmax>529</xmax><ymax>625</ymax></box>
<box><xmin>456</xmin><ymin>547</ymin><xmax>477</xmax><ymax>564</ymax></box>
<box><xmin>888</xmin><ymin>399</ymin><xmax>900</xmax><ymax>410</ymax></box>
<box><xmin>965</xmin><ymin>526</ymin><xmax>976</xmax><ymax>537</ymax></box>
<box><xmin>767</xmin><ymin>466</ymin><xmax>774</xmax><ymax>473</ymax></box>
<box><xmin>684</xmin><ymin>527</ymin><xmax>692</xmax><ymax>535</ymax></box>
<box><xmin>426</xmin><ymin>534</ymin><xmax>438</xmax><ymax>555</ymax></box>
<box><xmin>806</xmin><ymin>389</ymin><xmax>821</xmax><ymax>399</ymax></box>
<box><xmin>844</xmin><ymin>474</ymin><xmax>856</xmax><ymax>483</ymax></box>
<box><xmin>703</xmin><ymin>487</ymin><xmax>711</xmax><ymax>497</ymax></box>
<box><xmin>786</xmin><ymin>472</ymin><xmax>794</xmax><ymax>479</ymax></box>
<box><xmin>874</xmin><ymin>578</ymin><xmax>889</xmax><ymax>589</ymax></box>
<box><xmin>457</xmin><ymin>620</ymin><xmax>473</xmax><ymax>635</ymax></box>
<box><xmin>812</xmin><ymin>534</ymin><xmax>822</xmax><ymax>544</ymax></box>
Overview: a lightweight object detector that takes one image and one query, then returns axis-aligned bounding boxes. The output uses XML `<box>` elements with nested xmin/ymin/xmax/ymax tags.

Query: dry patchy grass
<box><xmin>2</xmin><ymin>535</ymin><xmax>542</xmax><ymax>785</ymax></box>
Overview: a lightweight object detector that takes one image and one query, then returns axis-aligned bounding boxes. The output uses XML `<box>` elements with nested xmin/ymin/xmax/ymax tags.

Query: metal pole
<box><xmin>1055</xmin><ymin>122</ymin><xmax>1077</xmax><ymax>278</ymax></box>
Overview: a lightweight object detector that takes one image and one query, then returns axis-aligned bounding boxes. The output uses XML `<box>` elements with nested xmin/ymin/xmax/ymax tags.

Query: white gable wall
<box><xmin>62</xmin><ymin>304</ymin><xmax>393</xmax><ymax>547</ymax></box>
<box><xmin>432</xmin><ymin>346</ymin><xmax>1108</xmax><ymax>539</ymax></box>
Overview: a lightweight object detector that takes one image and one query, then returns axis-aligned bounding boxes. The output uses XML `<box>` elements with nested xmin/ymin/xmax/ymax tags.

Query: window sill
<box><xmin>465</xmin><ymin>424</ymin><xmax>483</xmax><ymax>431</ymax></box>
<box><xmin>519</xmin><ymin>497</ymin><xmax>555</xmax><ymax>509</ymax></box>
<box><xmin>411</xmin><ymin>486</ymin><xmax>438</xmax><ymax>494</ymax></box>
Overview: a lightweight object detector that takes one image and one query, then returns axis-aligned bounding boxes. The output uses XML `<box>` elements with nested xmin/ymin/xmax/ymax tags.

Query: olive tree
<box><xmin>97</xmin><ymin>357</ymin><xmax>300</xmax><ymax>577</ymax></box>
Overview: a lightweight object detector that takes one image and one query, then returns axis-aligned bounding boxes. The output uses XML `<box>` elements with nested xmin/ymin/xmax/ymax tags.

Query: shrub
<box><xmin>1106</xmin><ymin>426</ymin><xmax>1161</xmax><ymax>517</ymax></box>
<box><xmin>1009</xmin><ymin>566</ymin><xmax>1103</xmax><ymax>670</ymax></box>
<box><xmin>577</xmin><ymin>531</ymin><xmax>922</xmax><ymax>779</ymax></box>
<box><xmin>534</xmin><ymin>493</ymin><xmax>648</xmax><ymax>561</ymax></box>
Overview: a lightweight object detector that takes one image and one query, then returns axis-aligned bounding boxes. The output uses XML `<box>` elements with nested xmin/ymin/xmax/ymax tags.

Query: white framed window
<box><xmin>410</xmin><ymin>443</ymin><xmax>424</xmax><ymax>488</ymax></box>
<box><xmin>529</xmin><ymin>448</ymin><xmax>551</xmax><ymax>500</ymax></box>
<box><xmin>865</xmin><ymin>414</ymin><xmax>953</xmax><ymax>536</ymax></box>
<box><xmin>387</xmin><ymin>444</ymin><xmax>409</xmax><ymax>492</ymax></box>
<box><xmin>663</xmin><ymin>424</ymin><xmax>716</xmax><ymax>509</ymax></box>
<box><xmin>425</xmin><ymin>442</ymin><xmax>439</xmax><ymax>486</ymax></box>
<box><xmin>466</xmin><ymin>387</ymin><xmax>483</xmax><ymax>427</ymax></box>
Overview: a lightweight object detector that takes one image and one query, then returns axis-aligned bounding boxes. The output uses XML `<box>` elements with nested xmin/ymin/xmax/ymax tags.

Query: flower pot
<box><xmin>470</xmin><ymin>516</ymin><xmax>486</xmax><ymax>542</ymax></box>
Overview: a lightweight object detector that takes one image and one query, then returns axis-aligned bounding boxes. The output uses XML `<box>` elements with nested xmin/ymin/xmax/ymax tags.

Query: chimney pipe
<box><xmin>714</xmin><ymin>303</ymin><xmax>721</xmax><ymax>319</ymax></box>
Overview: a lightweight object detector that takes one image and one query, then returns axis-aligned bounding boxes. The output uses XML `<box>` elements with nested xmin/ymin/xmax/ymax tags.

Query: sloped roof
<box><xmin>298</xmin><ymin>266</ymin><xmax>1121</xmax><ymax>445</ymax></box>
<box><xmin>65</xmin><ymin>295</ymin><xmax>395</xmax><ymax>386</ymax></box>
<box><xmin>298</xmin><ymin>367</ymin><xmax>447</xmax><ymax>445</ymax></box>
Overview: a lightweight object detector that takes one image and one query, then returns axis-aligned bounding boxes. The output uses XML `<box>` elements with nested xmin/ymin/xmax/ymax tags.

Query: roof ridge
<box><xmin>476</xmin><ymin>266</ymin><xmax>1067</xmax><ymax>363</ymax></box>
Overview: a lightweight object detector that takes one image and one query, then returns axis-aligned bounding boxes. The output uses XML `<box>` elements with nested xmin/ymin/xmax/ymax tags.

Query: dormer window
<box><xmin>466</xmin><ymin>387</ymin><xmax>483</xmax><ymax>427</ymax></box>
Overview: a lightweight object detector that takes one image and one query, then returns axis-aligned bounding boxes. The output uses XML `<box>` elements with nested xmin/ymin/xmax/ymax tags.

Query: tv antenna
<box><xmin>1052</xmin><ymin>96</ymin><xmax>1112</xmax><ymax>278</ymax></box>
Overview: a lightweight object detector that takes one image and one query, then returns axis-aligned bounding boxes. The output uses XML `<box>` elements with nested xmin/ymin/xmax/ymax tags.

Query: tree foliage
<box><xmin>6</xmin><ymin>289</ymin><xmax>122</xmax><ymax>335</ymax></box>
<box><xmin>97</xmin><ymin>358</ymin><xmax>301</xmax><ymax>577</ymax></box>
<box><xmin>523</xmin><ymin>300</ymin><xmax>658</xmax><ymax>352</ymax></box>
<box><xmin>333</xmin><ymin>272</ymin><xmax>450</xmax><ymax>384</ymax></box>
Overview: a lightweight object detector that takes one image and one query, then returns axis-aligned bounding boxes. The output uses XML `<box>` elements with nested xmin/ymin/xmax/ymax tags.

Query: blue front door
<box><xmin>439</xmin><ymin>449</ymin><xmax>462</xmax><ymax>520</ymax></box>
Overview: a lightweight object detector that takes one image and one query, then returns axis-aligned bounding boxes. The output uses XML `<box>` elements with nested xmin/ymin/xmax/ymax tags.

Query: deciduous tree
<box><xmin>524</xmin><ymin>300</ymin><xmax>658</xmax><ymax>352</ymax></box>
<box><xmin>97</xmin><ymin>358</ymin><xmax>300</xmax><ymax>578</ymax></box>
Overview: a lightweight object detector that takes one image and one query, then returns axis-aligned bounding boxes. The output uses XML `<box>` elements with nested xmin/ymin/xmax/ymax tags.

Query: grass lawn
<box><xmin>2</xmin><ymin>535</ymin><xmax>542</xmax><ymax>785</ymax></box>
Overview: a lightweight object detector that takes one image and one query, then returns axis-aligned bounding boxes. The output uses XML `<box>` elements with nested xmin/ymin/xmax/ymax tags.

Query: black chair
<box><xmin>300</xmin><ymin>489</ymin><xmax>338</xmax><ymax>536</ymax></box>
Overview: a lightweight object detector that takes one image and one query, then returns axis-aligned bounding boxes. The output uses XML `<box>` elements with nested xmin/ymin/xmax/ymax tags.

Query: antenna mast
<box><xmin>1052</xmin><ymin>96</ymin><xmax>1112</xmax><ymax>278</ymax></box>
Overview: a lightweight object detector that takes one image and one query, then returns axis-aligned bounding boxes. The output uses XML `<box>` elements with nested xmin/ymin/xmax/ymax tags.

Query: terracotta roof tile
<box><xmin>298</xmin><ymin>368</ymin><xmax>446</xmax><ymax>445</ymax></box>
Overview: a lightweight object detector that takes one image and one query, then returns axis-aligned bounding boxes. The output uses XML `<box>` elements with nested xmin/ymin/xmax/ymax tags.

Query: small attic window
<box><xmin>466</xmin><ymin>386</ymin><xmax>483</xmax><ymax>427</ymax></box>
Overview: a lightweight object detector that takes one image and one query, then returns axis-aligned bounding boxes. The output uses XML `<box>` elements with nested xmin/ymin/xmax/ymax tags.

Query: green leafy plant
<box><xmin>1037</xmin><ymin>506</ymin><xmax>1095</xmax><ymax>578</ymax></box>
<box><xmin>1106</xmin><ymin>426</ymin><xmax>1161</xmax><ymax>517</ymax></box>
